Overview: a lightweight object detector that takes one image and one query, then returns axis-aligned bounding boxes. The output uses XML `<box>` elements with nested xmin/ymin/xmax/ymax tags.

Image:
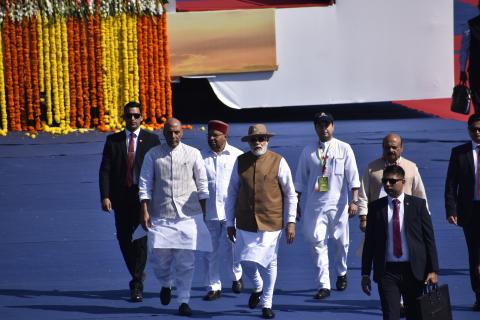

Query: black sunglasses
<box><xmin>469</xmin><ymin>126</ymin><xmax>480</xmax><ymax>133</ymax></box>
<box><xmin>125</xmin><ymin>113</ymin><xmax>141</xmax><ymax>120</ymax></box>
<box><xmin>249</xmin><ymin>136</ymin><xmax>268</xmax><ymax>143</ymax></box>
<box><xmin>381</xmin><ymin>178</ymin><xmax>403</xmax><ymax>185</ymax></box>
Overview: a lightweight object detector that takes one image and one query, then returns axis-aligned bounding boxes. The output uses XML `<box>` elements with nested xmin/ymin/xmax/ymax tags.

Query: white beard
<box><xmin>251</xmin><ymin>146</ymin><xmax>267</xmax><ymax>156</ymax></box>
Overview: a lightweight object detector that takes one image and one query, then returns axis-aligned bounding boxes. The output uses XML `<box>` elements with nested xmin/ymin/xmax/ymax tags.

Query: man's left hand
<box><xmin>425</xmin><ymin>272</ymin><xmax>438</xmax><ymax>285</ymax></box>
<box><xmin>348</xmin><ymin>202</ymin><xmax>358</xmax><ymax>218</ymax></box>
<box><xmin>286</xmin><ymin>222</ymin><xmax>295</xmax><ymax>244</ymax></box>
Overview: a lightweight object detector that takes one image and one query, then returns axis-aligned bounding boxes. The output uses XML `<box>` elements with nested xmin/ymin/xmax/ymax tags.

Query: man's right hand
<box><xmin>460</xmin><ymin>71</ymin><xmax>468</xmax><ymax>82</ymax></box>
<box><xmin>447</xmin><ymin>215</ymin><xmax>458</xmax><ymax>225</ymax></box>
<box><xmin>101</xmin><ymin>198</ymin><xmax>112</xmax><ymax>212</ymax></box>
<box><xmin>359</xmin><ymin>216</ymin><xmax>367</xmax><ymax>232</ymax></box>
<box><xmin>227</xmin><ymin>226</ymin><xmax>236</xmax><ymax>243</ymax></box>
<box><xmin>141</xmin><ymin>210</ymin><xmax>151</xmax><ymax>231</ymax></box>
<box><xmin>361</xmin><ymin>276</ymin><xmax>371</xmax><ymax>296</ymax></box>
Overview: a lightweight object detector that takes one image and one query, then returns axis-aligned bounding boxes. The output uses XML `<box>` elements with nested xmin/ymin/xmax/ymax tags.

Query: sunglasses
<box><xmin>249</xmin><ymin>136</ymin><xmax>268</xmax><ymax>143</ymax></box>
<box><xmin>469</xmin><ymin>126</ymin><xmax>480</xmax><ymax>133</ymax></box>
<box><xmin>125</xmin><ymin>113</ymin><xmax>141</xmax><ymax>120</ymax></box>
<box><xmin>381</xmin><ymin>178</ymin><xmax>403</xmax><ymax>185</ymax></box>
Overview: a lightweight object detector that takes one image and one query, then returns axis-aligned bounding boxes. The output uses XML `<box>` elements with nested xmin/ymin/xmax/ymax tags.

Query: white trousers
<box><xmin>150</xmin><ymin>248</ymin><xmax>195</xmax><ymax>304</ymax></box>
<box><xmin>203</xmin><ymin>220</ymin><xmax>243</xmax><ymax>291</ymax></box>
<box><xmin>305</xmin><ymin>208</ymin><xmax>349</xmax><ymax>290</ymax></box>
<box><xmin>242</xmin><ymin>259</ymin><xmax>278</xmax><ymax>308</ymax></box>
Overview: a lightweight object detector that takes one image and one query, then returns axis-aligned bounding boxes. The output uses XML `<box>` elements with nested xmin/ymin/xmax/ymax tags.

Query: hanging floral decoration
<box><xmin>0</xmin><ymin>0</ymin><xmax>171</xmax><ymax>136</ymax></box>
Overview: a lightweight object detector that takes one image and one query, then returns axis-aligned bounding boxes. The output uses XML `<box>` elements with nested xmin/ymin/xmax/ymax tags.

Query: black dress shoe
<box><xmin>248</xmin><ymin>290</ymin><xmax>263</xmax><ymax>309</ymax></box>
<box><xmin>314</xmin><ymin>288</ymin><xmax>331</xmax><ymax>299</ymax></box>
<box><xmin>130</xmin><ymin>287</ymin><xmax>143</xmax><ymax>302</ymax></box>
<box><xmin>262</xmin><ymin>307</ymin><xmax>275</xmax><ymax>319</ymax></box>
<box><xmin>336</xmin><ymin>275</ymin><xmax>347</xmax><ymax>291</ymax></box>
<box><xmin>160</xmin><ymin>287</ymin><xmax>171</xmax><ymax>305</ymax></box>
<box><xmin>129</xmin><ymin>282</ymin><xmax>143</xmax><ymax>302</ymax></box>
<box><xmin>178</xmin><ymin>303</ymin><xmax>192</xmax><ymax>317</ymax></box>
<box><xmin>203</xmin><ymin>290</ymin><xmax>221</xmax><ymax>301</ymax></box>
<box><xmin>232</xmin><ymin>278</ymin><xmax>244</xmax><ymax>294</ymax></box>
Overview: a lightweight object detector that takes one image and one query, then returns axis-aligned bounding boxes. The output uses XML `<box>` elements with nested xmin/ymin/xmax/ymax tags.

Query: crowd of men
<box><xmin>99</xmin><ymin>101</ymin><xmax>480</xmax><ymax>320</ymax></box>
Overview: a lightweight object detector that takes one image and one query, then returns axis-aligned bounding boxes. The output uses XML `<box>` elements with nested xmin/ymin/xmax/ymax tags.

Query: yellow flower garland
<box><xmin>61</xmin><ymin>17</ymin><xmax>71</xmax><ymax>128</ymax></box>
<box><xmin>42</xmin><ymin>15</ymin><xmax>53</xmax><ymax>125</ymax></box>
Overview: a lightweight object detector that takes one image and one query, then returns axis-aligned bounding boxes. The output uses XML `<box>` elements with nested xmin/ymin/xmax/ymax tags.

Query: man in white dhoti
<box><xmin>295</xmin><ymin>112</ymin><xmax>360</xmax><ymax>300</ymax></box>
<box><xmin>226</xmin><ymin>124</ymin><xmax>297</xmax><ymax>319</ymax></box>
<box><xmin>139</xmin><ymin>118</ymin><xmax>212</xmax><ymax>317</ymax></box>
<box><xmin>201</xmin><ymin>120</ymin><xmax>244</xmax><ymax>301</ymax></box>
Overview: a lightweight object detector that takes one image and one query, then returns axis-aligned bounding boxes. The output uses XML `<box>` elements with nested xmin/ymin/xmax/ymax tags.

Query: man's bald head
<box><xmin>163</xmin><ymin>117</ymin><xmax>183</xmax><ymax>148</ymax></box>
<box><xmin>382</xmin><ymin>133</ymin><xmax>403</xmax><ymax>164</ymax></box>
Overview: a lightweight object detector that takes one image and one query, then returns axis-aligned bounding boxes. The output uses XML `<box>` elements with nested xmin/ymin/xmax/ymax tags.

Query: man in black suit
<box><xmin>445</xmin><ymin>113</ymin><xmax>480</xmax><ymax>311</ymax></box>
<box><xmin>362</xmin><ymin>165</ymin><xmax>439</xmax><ymax>320</ymax></box>
<box><xmin>99</xmin><ymin>102</ymin><xmax>160</xmax><ymax>302</ymax></box>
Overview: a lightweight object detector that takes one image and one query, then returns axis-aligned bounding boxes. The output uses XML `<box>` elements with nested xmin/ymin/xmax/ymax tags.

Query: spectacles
<box><xmin>381</xmin><ymin>178</ymin><xmax>403</xmax><ymax>185</ymax></box>
<box><xmin>249</xmin><ymin>136</ymin><xmax>268</xmax><ymax>143</ymax></box>
<box><xmin>125</xmin><ymin>113</ymin><xmax>141</xmax><ymax>120</ymax></box>
<box><xmin>469</xmin><ymin>126</ymin><xmax>480</xmax><ymax>133</ymax></box>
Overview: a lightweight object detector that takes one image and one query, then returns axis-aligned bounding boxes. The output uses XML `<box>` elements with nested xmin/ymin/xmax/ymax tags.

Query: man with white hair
<box><xmin>226</xmin><ymin>124</ymin><xmax>297</xmax><ymax>319</ymax></box>
<box><xmin>139</xmin><ymin>117</ymin><xmax>212</xmax><ymax>317</ymax></box>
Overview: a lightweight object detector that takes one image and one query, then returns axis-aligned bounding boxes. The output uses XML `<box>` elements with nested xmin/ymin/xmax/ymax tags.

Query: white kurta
<box><xmin>139</xmin><ymin>142</ymin><xmax>212</xmax><ymax>252</ymax></box>
<box><xmin>226</xmin><ymin>156</ymin><xmax>297</xmax><ymax>268</ymax></box>
<box><xmin>294</xmin><ymin>138</ymin><xmax>360</xmax><ymax>289</ymax></box>
<box><xmin>294</xmin><ymin>138</ymin><xmax>360</xmax><ymax>243</ymax></box>
<box><xmin>201</xmin><ymin>143</ymin><xmax>244</xmax><ymax>289</ymax></box>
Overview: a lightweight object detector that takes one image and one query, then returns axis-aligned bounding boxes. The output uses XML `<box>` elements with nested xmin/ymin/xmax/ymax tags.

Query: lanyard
<box><xmin>317</xmin><ymin>143</ymin><xmax>331</xmax><ymax>175</ymax></box>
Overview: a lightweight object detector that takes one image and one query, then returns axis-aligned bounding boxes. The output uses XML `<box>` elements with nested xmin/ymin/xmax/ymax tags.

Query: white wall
<box><xmin>208</xmin><ymin>0</ymin><xmax>453</xmax><ymax>108</ymax></box>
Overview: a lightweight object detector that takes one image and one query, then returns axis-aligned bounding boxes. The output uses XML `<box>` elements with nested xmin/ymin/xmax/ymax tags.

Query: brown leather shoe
<box><xmin>129</xmin><ymin>282</ymin><xmax>143</xmax><ymax>302</ymax></box>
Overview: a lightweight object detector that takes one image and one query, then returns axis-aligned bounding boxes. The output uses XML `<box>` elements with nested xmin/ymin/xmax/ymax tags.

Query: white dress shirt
<box><xmin>473</xmin><ymin>141</ymin><xmax>480</xmax><ymax>201</ymax></box>
<box><xmin>202</xmin><ymin>143</ymin><xmax>243</xmax><ymax>221</ymax></box>
<box><xmin>386</xmin><ymin>193</ymin><xmax>409</xmax><ymax>262</ymax></box>
<box><xmin>125</xmin><ymin>128</ymin><xmax>141</xmax><ymax>184</ymax></box>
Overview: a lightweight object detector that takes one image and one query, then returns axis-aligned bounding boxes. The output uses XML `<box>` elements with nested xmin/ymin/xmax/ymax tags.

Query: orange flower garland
<box><xmin>4</xmin><ymin>17</ymin><xmax>16</xmax><ymax>131</ymax></box>
<box><xmin>87</xmin><ymin>15</ymin><xmax>98</xmax><ymax>126</ymax></box>
<box><xmin>162</xmin><ymin>13</ymin><xmax>173</xmax><ymax>119</ymax></box>
<box><xmin>80</xmin><ymin>18</ymin><xmax>91</xmax><ymax>128</ymax></box>
<box><xmin>94</xmin><ymin>12</ymin><xmax>105</xmax><ymax>128</ymax></box>
<box><xmin>67</xmin><ymin>17</ymin><xmax>77</xmax><ymax>128</ymax></box>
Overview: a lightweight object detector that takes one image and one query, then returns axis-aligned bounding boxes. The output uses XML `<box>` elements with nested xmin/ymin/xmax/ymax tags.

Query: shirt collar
<box><xmin>472</xmin><ymin>141</ymin><xmax>480</xmax><ymax>150</ymax></box>
<box><xmin>125</xmin><ymin>128</ymin><xmax>141</xmax><ymax>137</ymax></box>
<box><xmin>388</xmin><ymin>192</ymin><xmax>405</xmax><ymax>204</ymax></box>
<box><xmin>210</xmin><ymin>142</ymin><xmax>231</xmax><ymax>156</ymax></box>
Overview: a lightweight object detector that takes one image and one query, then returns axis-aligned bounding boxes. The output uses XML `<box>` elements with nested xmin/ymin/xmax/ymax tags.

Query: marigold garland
<box><xmin>0</xmin><ymin>0</ymin><xmax>171</xmax><ymax>135</ymax></box>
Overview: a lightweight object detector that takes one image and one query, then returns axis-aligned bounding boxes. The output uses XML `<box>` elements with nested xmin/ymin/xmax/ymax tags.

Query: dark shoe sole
<box><xmin>160</xmin><ymin>287</ymin><xmax>171</xmax><ymax>306</ymax></box>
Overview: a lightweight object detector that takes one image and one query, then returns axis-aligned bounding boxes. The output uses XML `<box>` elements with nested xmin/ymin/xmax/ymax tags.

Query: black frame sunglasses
<box><xmin>124</xmin><ymin>113</ymin><xmax>142</xmax><ymax>120</ymax></box>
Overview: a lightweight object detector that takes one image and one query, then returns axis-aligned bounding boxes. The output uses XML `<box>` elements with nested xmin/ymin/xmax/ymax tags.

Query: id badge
<box><xmin>316</xmin><ymin>176</ymin><xmax>329</xmax><ymax>192</ymax></box>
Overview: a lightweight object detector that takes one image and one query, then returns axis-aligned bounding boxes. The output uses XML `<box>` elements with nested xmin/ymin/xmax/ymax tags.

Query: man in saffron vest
<box><xmin>226</xmin><ymin>124</ymin><xmax>297</xmax><ymax>319</ymax></box>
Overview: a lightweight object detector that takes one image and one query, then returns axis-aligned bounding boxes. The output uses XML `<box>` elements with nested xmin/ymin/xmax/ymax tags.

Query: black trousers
<box><xmin>468</xmin><ymin>71</ymin><xmax>480</xmax><ymax>114</ymax></box>
<box><xmin>377</xmin><ymin>262</ymin><xmax>424</xmax><ymax>320</ymax></box>
<box><xmin>462</xmin><ymin>202</ymin><xmax>480</xmax><ymax>297</ymax></box>
<box><xmin>114</xmin><ymin>186</ymin><xmax>147</xmax><ymax>289</ymax></box>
